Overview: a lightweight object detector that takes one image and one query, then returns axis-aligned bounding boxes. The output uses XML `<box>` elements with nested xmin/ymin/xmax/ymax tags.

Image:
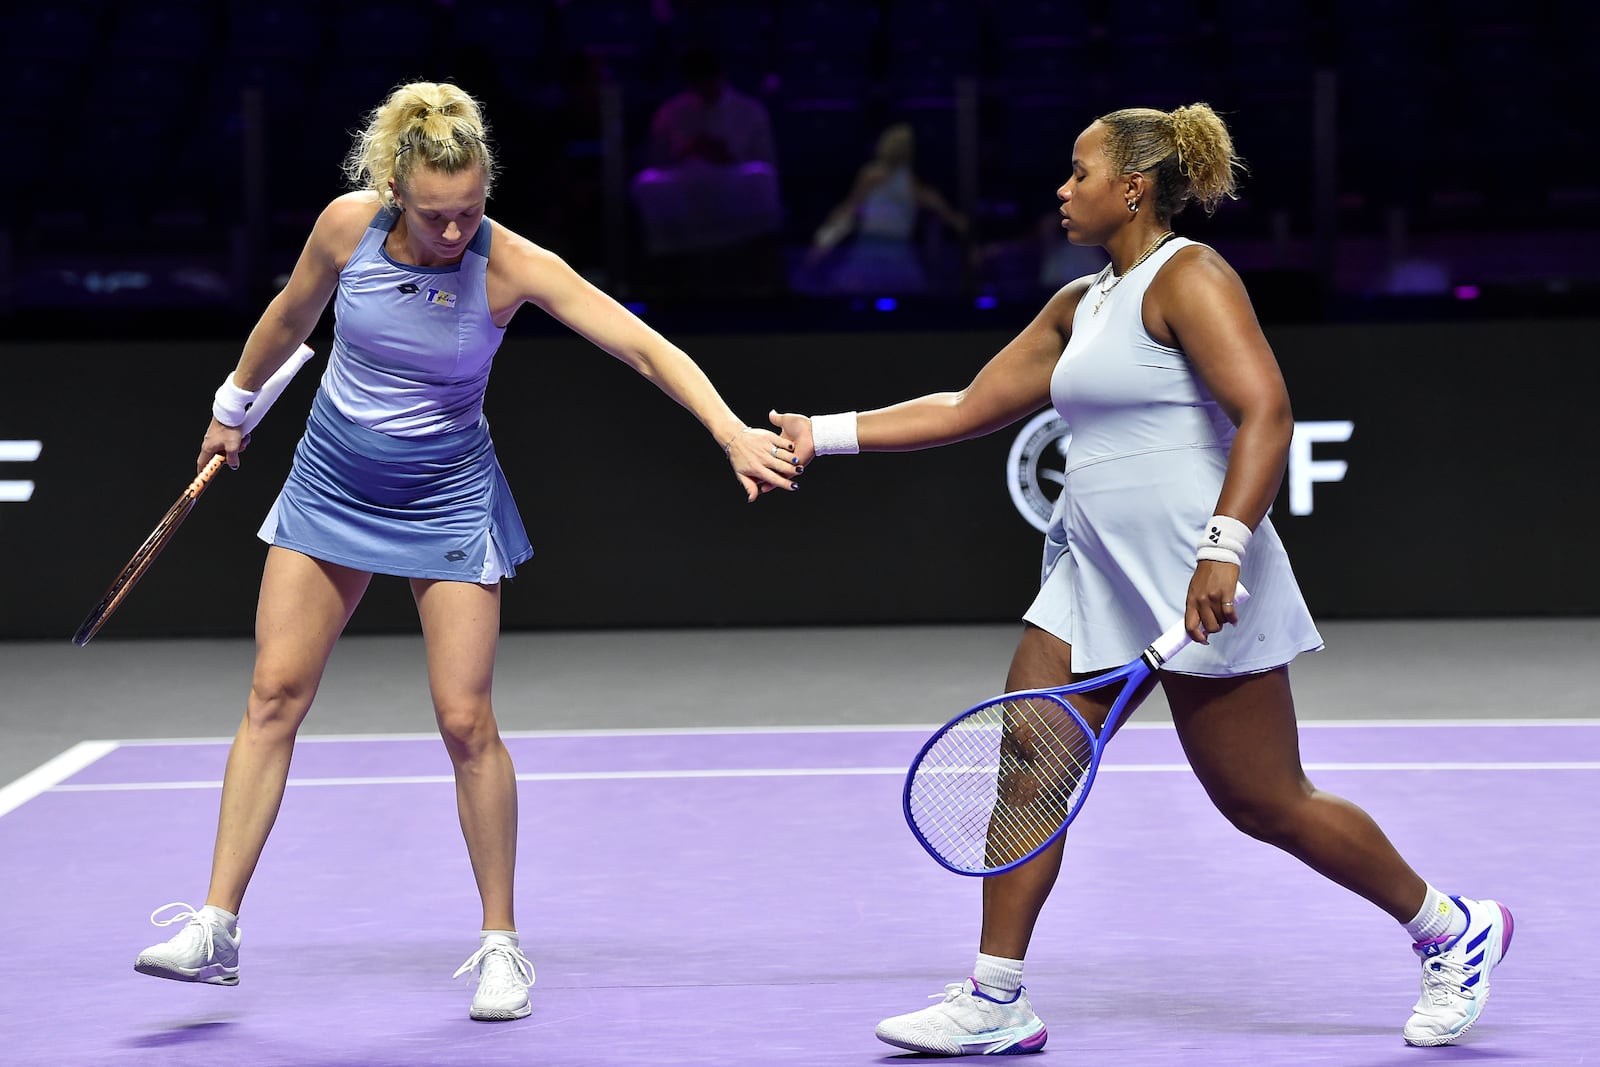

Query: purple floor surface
<box><xmin>1</xmin><ymin>723</ymin><xmax>1594</xmax><ymax>1065</ymax></box>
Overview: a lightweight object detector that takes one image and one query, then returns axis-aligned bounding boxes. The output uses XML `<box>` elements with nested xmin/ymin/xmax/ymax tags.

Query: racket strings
<box><xmin>908</xmin><ymin>695</ymin><xmax>1095</xmax><ymax>873</ymax></box>
<box><xmin>72</xmin><ymin>488</ymin><xmax>206</xmax><ymax>645</ymax></box>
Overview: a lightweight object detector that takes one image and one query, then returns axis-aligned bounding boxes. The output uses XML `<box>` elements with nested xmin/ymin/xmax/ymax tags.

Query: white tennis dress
<box><xmin>1021</xmin><ymin>237</ymin><xmax>1324</xmax><ymax>676</ymax></box>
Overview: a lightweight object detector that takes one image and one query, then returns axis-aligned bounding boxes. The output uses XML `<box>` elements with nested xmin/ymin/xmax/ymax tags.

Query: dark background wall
<box><xmin>4</xmin><ymin>0</ymin><xmax>1597</xmax><ymax>324</ymax></box>
<box><xmin>3</xmin><ymin>318</ymin><xmax>1594</xmax><ymax>642</ymax></box>
<box><xmin>2</xmin><ymin>1</ymin><xmax>1595</xmax><ymax>639</ymax></box>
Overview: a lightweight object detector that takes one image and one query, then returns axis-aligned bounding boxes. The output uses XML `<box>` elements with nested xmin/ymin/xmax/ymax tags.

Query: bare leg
<box><xmin>413</xmin><ymin>577</ymin><xmax>518</xmax><ymax>932</ymax></box>
<box><xmin>1163</xmin><ymin>667</ymin><xmax>1427</xmax><ymax>921</ymax></box>
<box><xmin>205</xmin><ymin>548</ymin><xmax>371</xmax><ymax>912</ymax></box>
<box><xmin>979</xmin><ymin>625</ymin><xmax>1159</xmax><ymax>958</ymax></box>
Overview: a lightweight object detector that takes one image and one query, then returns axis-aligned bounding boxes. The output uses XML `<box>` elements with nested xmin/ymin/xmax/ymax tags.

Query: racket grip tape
<box><xmin>189</xmin><ymin>454</ymin><xmax>227</xmax><ymax>495</ymax></box>
<box><xmin>1148</xmin><ymin>582</ymin><xmax>1252</xmax><ymax>665</ymax></box>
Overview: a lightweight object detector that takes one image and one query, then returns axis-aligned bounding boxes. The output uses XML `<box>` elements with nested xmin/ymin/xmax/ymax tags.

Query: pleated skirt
<box><xmin>258</xmin><ymin>389</ymin><xmax>533</xmax><ymax>583</ymax></box>
<box><xmin>1022</xmin><ymin>445</ymin><xmax>1323</xmax><ymax>677</ymax></box>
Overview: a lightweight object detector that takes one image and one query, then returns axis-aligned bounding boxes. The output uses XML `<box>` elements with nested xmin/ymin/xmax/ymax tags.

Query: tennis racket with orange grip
<box><xmin>71</xmin><ymin>344</ymin><xmax>316</xmax><ymax>646</ymax></box>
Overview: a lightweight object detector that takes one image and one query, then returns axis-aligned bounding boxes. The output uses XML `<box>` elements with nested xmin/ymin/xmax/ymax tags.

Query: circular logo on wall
<box><xmin>1007</xmin><ymin>410</ymin><xmax>1072</xmax><ymax>533</ymax></box>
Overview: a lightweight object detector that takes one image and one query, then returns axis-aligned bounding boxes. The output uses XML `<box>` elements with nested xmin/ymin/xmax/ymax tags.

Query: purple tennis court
<box><xmin>1</xmin><ymin>720</ymin><xmax>1593</xmax><ymax>1065</ymax></box>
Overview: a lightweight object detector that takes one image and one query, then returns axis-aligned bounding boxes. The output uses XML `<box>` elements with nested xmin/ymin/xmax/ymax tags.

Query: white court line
<box><xmin>0</xmin><ymin>741</ymin><xmax>119</xmax><ymax>817</ymax></box>
<box><xmin>14</xmin><ymin>721</ymin><xmax>1600</xmax><ymax>810</ymax></box>
<box><xmin>44</xmin><ymin>759</ymin><xmax>1600</xmax><ymax>794</ymax></box>
<box><xmin>54</xmin><ymin>767</ymin><xmax>908</xmax><ymax>791</ymax></box>
<box><xmin>109</xmin><ymin>724</ymin><xmax>942</xmax><ymax>746</ymax></box>
<box><xmin>89</xmin><ymin>716</ymin><xmax>1600</xmax><ymax>749</ymax></box>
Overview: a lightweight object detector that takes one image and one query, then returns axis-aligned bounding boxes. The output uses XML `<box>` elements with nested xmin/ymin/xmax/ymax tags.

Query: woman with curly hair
<box><xmin>773</xmin><ymin>103</ymin><xmax>1510</xmax><ymax>1054</ymax></box>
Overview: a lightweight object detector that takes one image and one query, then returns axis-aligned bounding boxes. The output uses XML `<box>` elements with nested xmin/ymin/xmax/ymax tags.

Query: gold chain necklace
<box><xmin>1092</xmin><ymin>231</ymin><xmax>1176</xmax><ymax>315</ymax></box>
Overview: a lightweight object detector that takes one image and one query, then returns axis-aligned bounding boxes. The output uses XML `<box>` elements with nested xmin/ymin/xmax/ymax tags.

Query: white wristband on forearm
<box><xmin>810</xmin><ymin>411</ymin><xmax>860</xmax><ymax>456</ymax></box>
<box><xmin>213</xmin><ymin>374</ymin><xmax>260</xmax><ymax>427</ymax></box>
<box><xmin>1196</xmin><ymin>514</ymin><xmax>1253</xmax><ymax>567</ymax></box>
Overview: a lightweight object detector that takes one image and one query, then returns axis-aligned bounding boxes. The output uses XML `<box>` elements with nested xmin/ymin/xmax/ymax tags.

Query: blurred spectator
<box><xmin>630</xmin><ymin>45</ymin><xmax>784</xmax><ymax>297</ymax></box>
<box><xmin>802</xmin><ymin>123</ymin><xmax>967</xmax><ymax>295</ymax></box>
<box><xmin>644</xmin><ymin>44</ymin><xmax>775</xmax><ymax>168</ymax></box>
<box><xmin>975</xmin><ymin>210</ymin><xmax>1108</xmax><ymax>299</ymax></box>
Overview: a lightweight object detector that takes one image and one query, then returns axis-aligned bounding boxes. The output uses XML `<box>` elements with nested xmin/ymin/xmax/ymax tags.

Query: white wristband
<box><xmin>810</xmin><ymin>411</ymin><xmax>859</xmax><ymax>456</ymax></box>
<box><xmin>1196</xmin><ymin>514</ymin><xmax>1253</xmax><ymax>567</ymax></box>
<box><xmin>213</xmin><ymin>374</ymin><xmax>260</xmax><ymax>427</ymax></box>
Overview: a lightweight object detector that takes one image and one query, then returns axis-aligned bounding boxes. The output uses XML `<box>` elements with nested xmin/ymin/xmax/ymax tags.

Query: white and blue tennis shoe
<box><xmin>876</xmin><ymin>978</ymin><xmax>1047</xmax><ymax>1055</ymax></box>
<box><xmin>1404</xmin><ymin>896</ymin><xmax>1514</xmax><ymax>1046</ymax></box>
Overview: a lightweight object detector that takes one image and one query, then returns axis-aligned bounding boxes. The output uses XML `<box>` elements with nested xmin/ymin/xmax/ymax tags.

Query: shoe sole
<box><xmin>470</xmin><ymin>1005</ymin><xmax>532</xmax><ymax>1022</ymax></box>
<box><xmin>1403</xmin><ymin>902</ymin><xmax>1513</xmax><ymax>1047</ymax></box>
<box><xmin>1405</xmin><ymin>990</ymin><xmax>1491</xmax><ymax>1048</ymax></box>
<box><xmin>876</xmin><ymin>1024</ymin><xmax>1047</xmax><ymax>1056</ymax></box>
<box><xmin>134</xmin><ymin>957</ymin><xmax>239</xmax><ymax>986</ymax></box>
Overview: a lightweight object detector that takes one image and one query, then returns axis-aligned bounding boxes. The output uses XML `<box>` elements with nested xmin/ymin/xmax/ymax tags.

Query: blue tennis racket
<box><xmin>904</xmin><ymin>583</ymin><xmax>1251</xmax><ymax>876</ymax></box>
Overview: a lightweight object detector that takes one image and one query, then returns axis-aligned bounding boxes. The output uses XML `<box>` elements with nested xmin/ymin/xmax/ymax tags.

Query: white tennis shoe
<box><xmin>1404</xmin><ymin>896</ymin><xmax>1514</xmax><ymax>1046</ymax></box>
<box><xmin>454</xmin><ymin>933</ymin><xmax>535</xmax><ymax>1021</ymax></box>
<box><xmin>875</xmin><ymin>978</ymin><xmax>1047</xmax><ymax>1056</ymax></box>
<box><xmin>134</xmin><ymin>902</ymin><xmax>241</xmax><ymax>985</ymax></box>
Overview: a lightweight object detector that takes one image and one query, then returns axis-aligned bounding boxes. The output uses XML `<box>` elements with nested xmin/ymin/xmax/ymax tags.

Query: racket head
<box><xmin>71</xmin><ymin>496</ymin><xmax>200</xmax><ymax>645</ymax></box>
<box><xmin>904</xmin><ymin>691</ymin><xmax>1101</xmax><ymax>876</ymax></box>
<box><xmin>70</xmin><ymin>458</ymin><xmax>223</xmax><ymax>646</ymax></box>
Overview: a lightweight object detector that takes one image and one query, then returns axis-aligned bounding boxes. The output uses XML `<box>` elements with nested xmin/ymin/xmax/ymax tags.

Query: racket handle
<box><xmin>190</xmin><ymin>454</ymin><xmax>226</xmax><ymax>493</ymax></box>
<box><xmin>1148</xmin><ymin>582</ymin><xmax>1252</xmax><ymax>665</ymax></box>
<box><xmin>239</xmin><ymin>343</ymin><xmax>315</xmax><ymax>435</ymax></box>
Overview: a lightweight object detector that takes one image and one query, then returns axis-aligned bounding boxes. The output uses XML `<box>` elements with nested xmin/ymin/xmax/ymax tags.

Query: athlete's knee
<box><xmin>435</xmin><ymin>698</ymin><xmax>498</xmax><ymax>758</ymax></box>
<box><xmin>1213</xmin><ymin>780</ymin><xmax>1316</xmax><ymax>846</ymax></box>
<box><xmin>243</xmin><ymin>672</ymin><xmax>316</xmax><ymax>733</ymax></box>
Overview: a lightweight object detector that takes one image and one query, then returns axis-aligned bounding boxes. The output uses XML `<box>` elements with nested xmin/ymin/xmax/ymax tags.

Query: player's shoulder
<box><xmin>313</xmin><ymin>192</ymin><xmax>382</xmax><ymax>240</ymax></box>
<box><xmin>1149</xmin><ymin>239</ymin><xmax>1245</xmax><ymax>301</ymax></box>
<box><xmin>1162</xmin><ymin>240</ymin><xmax>1239</xmax><ymax>283</ymax></box>
<box><xmin>482</xmin><ymin>219</ymin><xmax>549</xmax><ymax>264</ymax></box>
<box><xmin>322</xmin><ymin>189</ymin><xmax>381</xmax><ymax>214</ymax></box>
<box><xmin>483</xmin><ymin>221</ymin><xmax>573</xmax><ymax>295</ymax></box>
<box><xmin>1150</xmin><ymin>240</ymin><xmax>1255</xmax><ymax>329</ymax></box>
<box><xmin>1043</xmin><ymin>273</ymin><xmax>1096</xmax><ymax>322</ymax></box>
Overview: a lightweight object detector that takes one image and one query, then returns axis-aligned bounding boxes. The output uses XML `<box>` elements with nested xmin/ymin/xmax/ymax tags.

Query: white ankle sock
<box><xmin>973</xmin><ymin>952</ymin><xmax>1024</xmax><ymax>996</ymax></box>
<box><xmin>481</xmin><ymin>929</ymin><xmax>519</xmax><ymax>946</ymax></box>
<box><xmin>1403</xmin><ymin>886</ymin><xmax>1466</xmax><ymax>943</ymax></box>
<box><xmin>200</xmin><ymin>905</ymin><xmax>238</xmax><ymax>935</ymax></box>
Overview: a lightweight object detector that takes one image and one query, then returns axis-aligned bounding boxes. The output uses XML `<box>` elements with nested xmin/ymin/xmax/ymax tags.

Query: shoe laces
<box><xmin>454</xmin><ymin>941</ymin><xmax>535</xmax><ymax>993</ymax></box>
<box><xmin>1420</xmin><ymin>951</ymin><xmax>1478</xmax><ymax>1006</ymax></box>
<box><xmin>149</xmin><ymin>902</ymin><xmax>222</xmax><ymax>957</ymax></box>
<box><xmin>931</xmin><ymin>979</ymin><xmax>1018</xmax><ymax>1005</ymax></box>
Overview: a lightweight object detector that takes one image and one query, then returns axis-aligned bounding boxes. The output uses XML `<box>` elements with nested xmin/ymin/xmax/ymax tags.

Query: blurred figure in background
<box><xmin>645</xmin><ymin>44</ymin><xmax>775</xmax><ymax>169</ymax></box>
<box><xmin>631</xmin><ymin>45</ymin><xmax>784</xmax><ymax>298</ymax></box>
<box><xmin>804</xmin><ymin>123</ymin><xmax>968</xmax><ymax>295</ymax></box>
<box><xmin>974</xmin><ymin>209</ymin><xmax>1108</xmax><ymax>302</ymax></box>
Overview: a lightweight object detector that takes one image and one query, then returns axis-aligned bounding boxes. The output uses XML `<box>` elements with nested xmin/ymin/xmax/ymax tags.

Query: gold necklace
<box><xmin>1092</xmin><ymin>231</ymin><xmax>1176</xmax><ymax>314</ymax></box>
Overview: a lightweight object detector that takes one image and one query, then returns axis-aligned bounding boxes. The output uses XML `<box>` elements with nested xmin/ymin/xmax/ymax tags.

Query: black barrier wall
<box><xmin>2</xmin><ymin>319</ymin><xmax>1595</xmax><ymax>640</ymax></box>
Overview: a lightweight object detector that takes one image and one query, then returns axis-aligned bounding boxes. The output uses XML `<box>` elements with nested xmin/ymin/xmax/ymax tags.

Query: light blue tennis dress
<box><xmin>258</xmin><ymin>206</ymin><xmax>533</xmax><ymax>582</ymax></box>
<box><xmin>1022</xmin><ymin>237</ymin><xmax>1323</xmax><ymax>676</ymax></box>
